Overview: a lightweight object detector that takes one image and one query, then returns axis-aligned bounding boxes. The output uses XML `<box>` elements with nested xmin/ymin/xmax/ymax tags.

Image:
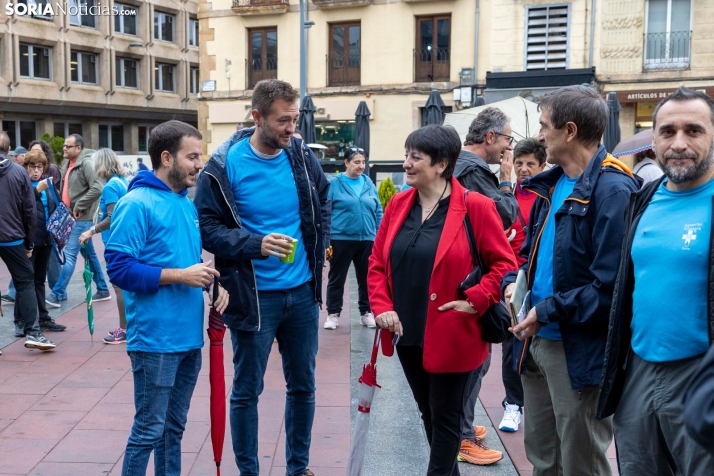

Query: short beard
<box><xmin>661</xmin><ymin>142</ymin><xmax>714</xmax><ymax>184</ymax></box>
<box><xmin>167</xmin><ymin>157</ymin><xmax>188</xmax><ymax>190</ymax></box>
<box><xmin>259</xmin><ymin>122</ymin><xmax>289</xmax><ymax>150</ymax></box>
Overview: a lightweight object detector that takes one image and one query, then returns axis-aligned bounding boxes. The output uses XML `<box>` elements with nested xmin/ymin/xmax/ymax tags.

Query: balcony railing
<box><xmin>327</xmin><ymin>53</ymin><xmax>361</xmax><ymax>87</ymax></box>
<box><xmin>644</xmin><ymin>31</ymin><xmax>692</xmax><ymax>70</ymax></box>
<box><xmin>246</xmin><ymin>56</ymin><xmax>278</xmax><ymax>89</ymax></box>
<box><xmin>232</xmin><ymin>0</ymin><xmax>289</xmax><ymax>15</ymax></box>
<box><xmin>414</xmin><ymin>47</ymin><xmax>450</xmax><ymax>83</ymax></box>
<box><xmin>312</xmin><ymin>0</ymin><xmax>371</xmax><ymax>8</ymax></box>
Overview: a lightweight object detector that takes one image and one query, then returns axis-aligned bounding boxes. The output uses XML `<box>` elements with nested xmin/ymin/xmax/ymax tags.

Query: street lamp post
<box><xmin>299</xmin><ymin>0</ymin><xmax>314</xmax><ymax>101</ymax></box>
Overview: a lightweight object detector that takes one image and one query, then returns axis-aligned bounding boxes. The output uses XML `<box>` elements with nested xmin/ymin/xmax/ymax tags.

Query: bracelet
<box><xmin>499</xmin><ymin>181</ymin><xmax>513</xmax><ymax>189</ymax></box>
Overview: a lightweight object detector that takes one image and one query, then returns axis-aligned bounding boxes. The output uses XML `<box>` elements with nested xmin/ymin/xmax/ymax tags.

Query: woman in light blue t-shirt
<box><xmin>324</xmin><ymin>147</ymin><xmax>383</xmax><ymax>330</ymax></box>
<box><xmin>79</xmin><ymin>149</ymin><xmax>129</xmax><ymax>344</ymax></box>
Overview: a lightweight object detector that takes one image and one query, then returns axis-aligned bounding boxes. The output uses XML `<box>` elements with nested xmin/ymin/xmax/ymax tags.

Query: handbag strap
<box><xmin>46</xmin><ymin>178</ymin><xmax>61</xmax><ymax>207</ymax></box>
<box><xmin>463</xmin><ymin>191</ymin><xmax>484</xmax><ymax>269</ymax></box>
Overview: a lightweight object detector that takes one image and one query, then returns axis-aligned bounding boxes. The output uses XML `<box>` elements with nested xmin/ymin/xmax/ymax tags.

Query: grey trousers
<box><xmin>613</xmin><ymin>351</ymin><xmax>714</xmax><ymax>476</ymax></box>
<box><xmin>522</xmin><ymin>337</ymin><xmax>613</xmax><ymax>476</ymax></box>
<box><xmin>461</xmin><ymin>344</ymin><xmax>492</xmax><ymax>440</ymax></box>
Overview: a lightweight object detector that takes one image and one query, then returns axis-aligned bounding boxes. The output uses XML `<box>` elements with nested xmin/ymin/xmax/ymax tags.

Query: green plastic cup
<box><xmin>280</xmin><ymin>239</ymin><xmax>298</xmax><ymax>264</ymax></box>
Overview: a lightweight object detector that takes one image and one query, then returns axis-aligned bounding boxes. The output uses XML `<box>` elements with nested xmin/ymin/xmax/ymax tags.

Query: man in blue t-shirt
<box><xmin>195</xmin><ymin>79</ymin><xmax>331</xmax><ymax>476</ymax></box>
<box><xmin>599</xmin><ymin>87</ymin><xmax>714</xmax><ymax>474</ymax></box>
<box><xmin>105</xmin><ymin>121</ymin><xmax>228</xmax><ymax>476</ymax></box>
<box><xmin>505</xmin><ymin>85</ymin><xmax>639</xmax><ymax>475</ymax></box>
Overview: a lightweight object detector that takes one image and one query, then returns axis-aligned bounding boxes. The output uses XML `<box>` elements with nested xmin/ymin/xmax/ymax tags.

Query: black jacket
<box><xmin>503</xmin><ymin>146</ymin><xmax>640</xmax><ymax>390</ymax></box>
<box><xmin>31</xmin><ymin>182</ymin><xmax>58</xmax><ymax>247</ymax></box>
<box><xmin>597</xmin><ymin>176</ymin><xmax>714</xmax><ymax>419</ymax></box>
<box><xmin>683</xmin><ymin>343</ymin><xmax>714</xmax><ymax>455</ymax></box>
<box><xmin>194</xmin><ymin>128</ymin><xmax>331</xmax><ymax>331</ymax></box>
<box><xmin>453</xmin><ymin>149</ymin><xmax>518</xmax><ymax>230</ymax></box>
<box><xmin>0</xmin><ymin>157</ymin><xmax>36</xmax><ymax>249</ymax></box>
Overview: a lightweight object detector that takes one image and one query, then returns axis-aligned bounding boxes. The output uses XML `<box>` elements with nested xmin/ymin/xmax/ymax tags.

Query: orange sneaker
<box><xmin>457</xmin><ymin>438</ymin><xmax>503</xmax><ymax>465</ymax></box>
<box><xmin>474</xmin><ymin>425</ymin><xmax>487</xmax><ymax>440</ymax></box>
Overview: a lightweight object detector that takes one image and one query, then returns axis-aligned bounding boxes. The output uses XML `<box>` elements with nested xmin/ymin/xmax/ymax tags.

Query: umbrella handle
<box><xmin>370</xmin><ymin>327</ymin><xmax>381</xmax><ymax>365</ymax></box>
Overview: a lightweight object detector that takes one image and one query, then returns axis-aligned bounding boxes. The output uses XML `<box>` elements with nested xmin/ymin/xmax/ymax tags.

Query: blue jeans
<box><xmin>50</xmin><ymin>220</ymin><xmax>108</xmax><ymax>300</ymax></box>
<box><xmin>7</xmin><ymin>279</ymin><xmax>15</xmax><ymax>299</ymax></box>
<box><xmin>122</xmin><ymin>349</ymin><xmax>202</xmax><ymax>476</ymax></box>
<box><xmin>47</xmin><ymin>244</ymin><xmax>61</xmax><ymax>289</ymax></box>
<box><xmin>230</xmin><ymin>281</ymin><xmax>319</xmax><ymax>476</ymax></box>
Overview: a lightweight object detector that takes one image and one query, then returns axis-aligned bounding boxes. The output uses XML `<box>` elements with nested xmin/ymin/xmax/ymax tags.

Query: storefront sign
<box><xmin>616</xmin><ymin>88</ymin><xmax>714</xmax><ymax>103</ymax></box>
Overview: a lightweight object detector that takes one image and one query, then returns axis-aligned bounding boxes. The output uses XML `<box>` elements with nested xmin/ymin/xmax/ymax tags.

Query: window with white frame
<box><xmin>114</xmin><ymin>3</ymin><xmax>137</xmax><ymax>35</ymax></box>
<box><xmin>524</xmin><ymin>4</ymin><xmax>569</xmax><ymax>70</ymax></box>
<box><xmin>69</xmin><ymin>0</ymin><xmax>97</xmax><ymax>28</ymax></box>
<box><xmin>17</xmin><ymin>0</ymin><xmax>53</xmax><ymax>20</ymax></box>
<box><xmin>190</xmin><ymin>67</ymin><xmax>199</xmax><ymax>94</ymax></box>
<box><xmin>138</xmin><ymin>125</ymin><xmax>154</xmax><ymax>152</ymax></box>
<box><xmin>154</xmin><ymin>11</ymin><xmax>175</xmax><ymax>43</ymax></box>
<box><xmin>116</xmin><ymin>57</ymin><xmax>138</xmax><ymax>88</ymax></box>
<box><xmin>19</xmin><ymin>44</ymin><xmax>52</xmax><ymax>80</ymax></box>
<box><xmin>99</xmin><ymin>124</ymin><xmax>125</xmax><ymax>152</ymax></box>
<box><xmin>154</xmin><ymin>62</ymin><xmax>175</xmax><ymax>92</ymax></box>
<box><xmin>644</xmin><ymin>0</ymin><xmax>692</xmax><ymax>69</ymax></box>
<box><xmin>70</xmin><ymin>51</ymin><xmax>98</xmax><ymax>84</ymax></box>
<box><xmin>2</xmin><ymin>120</ymin><xmax>37</xmax><ymax>150</ymax></box>
<box><xmin>54</xmin><ymin>122</ymin><xmax>83</xmax><ymax>138</ymax></box>
<box><xmin>189</xmin><ymin>18</ymin><xmax>199</xmax><ymax>47</ymax></box>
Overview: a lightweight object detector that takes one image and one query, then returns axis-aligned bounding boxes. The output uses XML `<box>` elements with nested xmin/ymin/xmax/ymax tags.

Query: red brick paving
<box><xmin>0</xmin><ymin>253</ymin><xmax>351</xmax><ymax>476</ymax></box>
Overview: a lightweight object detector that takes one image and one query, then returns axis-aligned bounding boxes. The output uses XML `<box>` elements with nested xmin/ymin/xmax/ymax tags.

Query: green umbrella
<box><xmin>81</xmin><ymin>244</ymin><xmax>95</xmax><ymax>343</ymax></box>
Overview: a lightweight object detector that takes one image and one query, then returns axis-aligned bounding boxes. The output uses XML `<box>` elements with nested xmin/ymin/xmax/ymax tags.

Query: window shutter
<box><xmin>526</xmin><ymin>5</ymin><xmax>569</xmax><ymax>70</ymax></box>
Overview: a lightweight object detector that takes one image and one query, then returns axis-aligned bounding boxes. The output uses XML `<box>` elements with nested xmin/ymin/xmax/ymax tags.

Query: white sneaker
<box><xmin>360</xmin><ymin>312</ymin><xmax>376</xmax><ymax>328</ymax></box>
<box><xmin>323</xmin><ymin>314</ymin><xmax>339</xmax><ymax>330</ymax></box>
<box><xmin>498</xmin><ymin>404</ymin><xmax>521</xmax><ymax>432</ymax></box>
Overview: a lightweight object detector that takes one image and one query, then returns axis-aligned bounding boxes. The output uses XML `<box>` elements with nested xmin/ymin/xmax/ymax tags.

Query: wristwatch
<box><xmin>90</xmin><ymin>225</ymin><xmax>96</xmax><ymax>234</ymax></box>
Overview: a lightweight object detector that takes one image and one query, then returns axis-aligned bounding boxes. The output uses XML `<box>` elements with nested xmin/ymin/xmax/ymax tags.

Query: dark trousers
<box><xmin>25</xmin><ymin>245</ymin><xmax>52</xmax><ymax>323</ymax></box>
<box><xmin>397</xmin><ymin>345</ymin><xmax>476</xmax><ymax>476</ymax></box>
<box><xmin>326</xmin><ymin>240</ymin><xmax>373</xmax><ymax>315</ymax></box>
<box><xmin>0</xmin><ymin>244</ymin><xmax>40</xmax><ymax>336</ymax></box>
<box><xmin>501</xmin><ymin>337</ymin><xmax>524</xmax><ymax>407</ymax></box>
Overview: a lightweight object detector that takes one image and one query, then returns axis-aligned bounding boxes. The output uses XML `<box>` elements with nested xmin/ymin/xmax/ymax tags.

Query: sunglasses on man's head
<box><xmin>348</xmin><ymin>147</ymin><xmax>365</xmax><ymax>153</ymax></box>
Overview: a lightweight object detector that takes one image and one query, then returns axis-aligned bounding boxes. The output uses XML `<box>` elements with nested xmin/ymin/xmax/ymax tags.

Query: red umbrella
<box><xmin>206</xmin><ymin>277</ymin><xmax>226</xmax><ymax>476</ymax></box>
<box><xmin>347</xmin><ymin>328</ymin><xmax>383</xmax><ymax>476</ymax></box>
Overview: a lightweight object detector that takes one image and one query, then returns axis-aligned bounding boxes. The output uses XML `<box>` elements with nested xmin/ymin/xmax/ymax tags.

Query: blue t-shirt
<box><xmin>225</xmin><ymin>138</ymin><xmax>311</xmax><ymax>291</ymax></box>
<box><xmin>31</xmin><ymin>180</ymin><xmax>49</xmax><ymax>220</ymax></box>
<box><xmin>341</xmin><ymin>174</ymin><xmax>364</xmax><ymax>195</ymax></box>
<box><xmin>531</xmin><ymin>173</ymin><xmax>579</xmax><ymax>341</ymax></box>
<box><xmin>106</xmin><ymin>186</ymin><xmax>205</xmax><ymax>353</ymax></box>
<box><xmin>630</xmin><ymin>177</ymin><xmax>714</xmax><ymax>362</ymax></box>
<box><xmin>99</xmin><ymin>175</ymin><xmax>129</xmax><ymax>245</ymax></box>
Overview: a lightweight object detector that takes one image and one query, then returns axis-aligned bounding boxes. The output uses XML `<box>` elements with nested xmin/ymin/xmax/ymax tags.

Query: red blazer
<box><xmin>368</xmin><ymin>177</ymin><xmax>517</xmax><ymax>373</ymax></box>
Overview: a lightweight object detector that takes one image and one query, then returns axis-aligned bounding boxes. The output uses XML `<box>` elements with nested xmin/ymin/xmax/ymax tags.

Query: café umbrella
<box><xmin>80</xmin><ymin>244</ymin><xmax>94</xmax><ymax>343</ymax></box>
<box><xmin>347</xmin><ymin>328</ymin><xmax>382</xmax><ymax>476</ymax></box>
<box><xmin>206</xmin><ymin>277</ymin><xmax>227</xmax><ymax>476</ymax></box>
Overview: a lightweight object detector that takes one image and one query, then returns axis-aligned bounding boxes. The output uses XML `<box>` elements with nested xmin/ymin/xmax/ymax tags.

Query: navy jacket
<box><xmin>0</xmin><ymin>158</ymin><xmax>36</xmax><ymax>249</ymax></box>
<box><xmin>684</xmin><ymin>343</ymin><xmax>714</xmax><ymax>455</ymax></box>
<box><xmin>194</xmin><ymin>128</ymin><xmax>331</xmax><ymax>331</ymax></box>
<box><xmin>503</xmin><ymin>145</ymin><xmax>640</xmax><ymax>390</ymax></box>
<box><xmin>597</xmin><ymin>176</ymin><xmax>714</xmax><ymax>419</ymax></box>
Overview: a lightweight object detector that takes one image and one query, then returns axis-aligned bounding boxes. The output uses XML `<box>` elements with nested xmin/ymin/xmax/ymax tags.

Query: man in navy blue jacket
<box><xmin>194</xmin><ymin>79</ymin><xmax>330</xmax><ymax>476</ymax></box>
<box><xmin>106</xmin><ymin>121</ymin><xmax>228</xmax><ymax>476</ymax></box>
<box><xmin>505</xmin><ymin>85</ymin><xmax>639</xmax><ymax>475</ymax></box>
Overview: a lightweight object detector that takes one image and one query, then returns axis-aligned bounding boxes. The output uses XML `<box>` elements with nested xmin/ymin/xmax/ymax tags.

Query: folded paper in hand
<box><xmin>508</xmin><ymin>270</ymin><xmax>529</xmax><ymax>339</ymax></box>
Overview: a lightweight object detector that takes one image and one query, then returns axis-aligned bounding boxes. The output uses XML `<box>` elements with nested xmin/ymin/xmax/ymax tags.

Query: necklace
<box><xmin>419</xmin><ymin>181</ymin><xmax>449</xmax><ymax>215</ymax></box>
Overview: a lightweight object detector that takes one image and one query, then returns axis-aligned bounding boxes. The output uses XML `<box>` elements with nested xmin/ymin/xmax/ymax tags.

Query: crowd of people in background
<box><xmin>1</xmin><ymin>80</ymin><xmax>714</xmax><ymax>476</ymax></box>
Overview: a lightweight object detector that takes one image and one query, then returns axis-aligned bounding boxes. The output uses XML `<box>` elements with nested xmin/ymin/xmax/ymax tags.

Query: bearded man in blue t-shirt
<box><xmin>599</xmin><ymin>87</ymin><xmax>714</xmax><ymax>475</ymax></box>
<box><xmin>105</xmin><ymin>121</ymin><xmax>229</xmax><ymax>476</ymax></box>
<box><xmin>194</xmin><ymin>79</ymin><xmax>331</xmax><ymax>476</ymax></box>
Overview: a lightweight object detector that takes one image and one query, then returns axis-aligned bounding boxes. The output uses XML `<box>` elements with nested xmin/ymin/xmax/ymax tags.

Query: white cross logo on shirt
<box><xmin>682</xmin><ymin>229</ymin><xmax>697</xmax><ymax>247</ymax></box>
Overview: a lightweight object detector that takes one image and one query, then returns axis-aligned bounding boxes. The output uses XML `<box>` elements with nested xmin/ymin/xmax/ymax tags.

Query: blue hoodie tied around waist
<box><xmin>104</xmin><ymin>170</ymin><xmax>204</xmax><ymax>353</ymax></box>
<box><xmin>328</xmin><ymin>174</ymin><xmax>383</xmax><ymax>241</ymax></box>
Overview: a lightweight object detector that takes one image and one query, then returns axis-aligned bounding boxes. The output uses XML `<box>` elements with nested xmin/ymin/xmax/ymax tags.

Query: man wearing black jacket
<box><xmin>0</xmin><ymin>131</ymin><xmax>55</xmax><ymax>350</ymax></box>
<box><xmin>506</xmin><ymin>85</ymin><xmax>639</xmax><ymax>475</ymax></box>
<box><xmin>194</xmin><ymin>79</ymin><xmax>330</xmax><ymax>476</ymax></box>
<box><xmin>598</xmin><ymin>87</ymin><xmax>714</xmax><ymax>475</ymax></box>
<box><xmin>452</xmin><ymin>107</ymin><xmax>518</xmax><ymax>465</ymax></box>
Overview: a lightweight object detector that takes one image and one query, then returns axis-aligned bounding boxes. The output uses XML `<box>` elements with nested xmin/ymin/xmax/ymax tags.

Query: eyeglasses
<box><xmin>493</xmin><ymin>132</ymin><xmax>515</xmax><ymax>146</ymax></box>
<box><xmin>62</xmin><ymin>144</ymin><xmax>77</xmax><ymax>149</ymax></box>
<box><xmin>27</xmin><ymin>164</ymin><xmax>44</xmax><ymax>170</ymax></box>
<box><xmin>348</xmin><ymin>147</ymin><xmax>365</xmax><ymax>153</ymax></box>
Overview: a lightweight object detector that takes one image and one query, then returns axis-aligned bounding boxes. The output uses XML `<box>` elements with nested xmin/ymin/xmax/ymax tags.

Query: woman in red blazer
<box><xmin>368</xmin><ymin>125</ymin><xmax>516</xmax><ymax>476</ymax></box>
